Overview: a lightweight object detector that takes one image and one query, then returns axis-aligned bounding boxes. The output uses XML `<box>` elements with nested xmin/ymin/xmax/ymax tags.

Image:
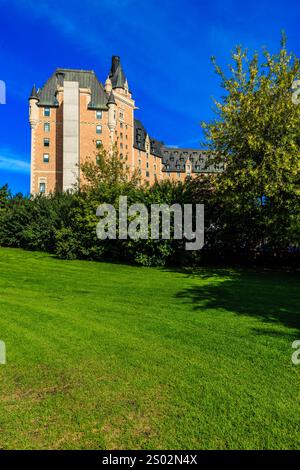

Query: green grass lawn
<box><xmin>0</xmin><ymin>247</ymin><xmax>299</xmax><ymax>450</ymax></box>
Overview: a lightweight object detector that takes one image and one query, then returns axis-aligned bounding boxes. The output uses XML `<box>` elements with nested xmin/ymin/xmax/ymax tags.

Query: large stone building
<box><xmin>29</xmin><ymin>56</ymin><xmax>217</xmax><ymax>194</ymax></box>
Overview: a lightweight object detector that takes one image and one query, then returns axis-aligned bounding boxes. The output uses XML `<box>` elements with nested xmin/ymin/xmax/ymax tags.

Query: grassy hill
<box><xmin>0</xmin><ymin>247</ymin><xmax>299</xmax><ymax>449</ymax></box>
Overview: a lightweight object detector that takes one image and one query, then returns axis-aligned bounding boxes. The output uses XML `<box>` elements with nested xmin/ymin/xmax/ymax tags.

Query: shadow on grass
<box><xmin>172</xmin><ymin>268</ymin><xmax>300</xmax><ymax>332</ymax></box>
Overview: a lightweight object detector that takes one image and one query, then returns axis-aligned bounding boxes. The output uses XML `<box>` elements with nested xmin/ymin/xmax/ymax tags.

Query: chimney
<box><xmin>110</xmin><ymin>56</ymin><xmax>120</xmax><ymax>76</ymax></box>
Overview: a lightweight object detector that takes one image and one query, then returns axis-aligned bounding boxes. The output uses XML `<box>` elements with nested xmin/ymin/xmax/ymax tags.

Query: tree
<box><xmin>202</xmin><ymin>33</ymin><xmax>300</xmax><ymax>257</ymax></box>
<box><xmin>80</xmin><ymin>142</ymin><xmax>140</xmax><ymax>198</ymax></box>
<box><xmin>0</xmin><ymin>184</ymin><xmax>10</xmax><ymax>209</ymax></box>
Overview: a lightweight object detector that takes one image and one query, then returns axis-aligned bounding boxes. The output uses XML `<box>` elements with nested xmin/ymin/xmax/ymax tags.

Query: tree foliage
<box><xmin>202</xmin><ymin>33</ymin><xmax>300</xmax><ymax>254</ymax></box>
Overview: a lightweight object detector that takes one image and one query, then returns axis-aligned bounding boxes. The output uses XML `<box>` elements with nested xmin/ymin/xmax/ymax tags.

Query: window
<box><xmin>146</xmin><ymin>171</ymin><xmax>150</xmax><ymax>178</ymax></box>
<box><xmin>119</xmin><ymin>111</ymin><xmax>124</xmax><ymax>119</ymax></box>
<box><xmin>39</xmin><ymin>182</ymin><xmax>46</xmax><ymax>193</ymax></box>
<box><xmin>96</xmin><ymin>110</ymin><xmax>102</xmax><ymax>120</ymax></box>
<box><xmin>120</xmin><ymin>153</ymin><xmax>123</xmax><ymax>159</ymax></box>
<box><xmin>96</xmin><ymin>125</ymin><xmax>102</xmax><ymax>134</ymax></box>
<box><xmin>138</xmin><ymin>159</ymin><xmax>141</xmax><ymax>167</ymax></box>
<box><xmin>44</xmin><ymin>122</ymin><xmax>50</xmax><ymax>132</ymax></box>
<box><xmin>96</xmin><ymin>140</ymin><xmax>102</xmax><ymax>148</ymax></box>
<box><xmin>146</xmin><ymin>162</ymin><xmax>149</xmax><ymax>169</ymax></box>
<box><xmin>44</xmin><ymin>107</ymin><xmax>50</xmax><ymax>117</ymax></box>
<box><xmin>120</xmin><ymin>143</ymin><xmax>123</xmax><ymax>149</ymax></box>
<box><xmin>120</xmin><ymin>133</ymin><xmax>123</xmax><ymax>139</ymax></box>
<box><xmin>43</xmin><ymin>153</ymin><xmax>49</xmax><ymax>163</ymax></box>
<box><xmin>177</xmin><ymin>172</ymin><xmax>181</xmax><ymax>178</ymax></box>
<box><xmin>44</xmin><ymin>138</ymin><xmax>50</xmax><ymax>147</ymax></box>
<box><xmin>120</xmin><ymin>122</ymin><xmax>123</xmax><ymax>128</ymax></box>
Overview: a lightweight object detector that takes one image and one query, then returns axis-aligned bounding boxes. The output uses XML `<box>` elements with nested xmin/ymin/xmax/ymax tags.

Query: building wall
<box><xmin>29</xmin><ymin>94</ymin><xmax>63</xmax><ymax>194</ymax></box>
<box><xmin>113</xmin><ymin>88</ymin><xmax>135</xmax><ymax>175</ymax></box>
<box><xmin>134</xmin><ymin>147</ymin><xmax>164</xmax><ymax>185</ymax></box>
<box><xmin>79</xmin><ymin>93</ymin><xmax>110</xmax><ymax>167</ymax></box>
<box><xmin>63</xmin><ymin>81</ymin><xmax>80</xmax><ymax>191</ymax></box>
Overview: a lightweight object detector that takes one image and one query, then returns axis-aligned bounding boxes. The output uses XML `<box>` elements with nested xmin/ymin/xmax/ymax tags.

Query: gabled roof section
<box><xmin>134</xmin><ymin>118</ymin><xmax>148</xmax><ymax>151</ymax></box>
<box><xmin>109</xmin><ymin>56</ymin><xmax>127</xmax><ymax>89</ymax></box>
<box><xmin>37</xmin><ymin>68</ymin><xmax>109</xmax><ymax>109</ymax></box>
<box><xmin>161</xmin><ymin>148</ymin><xmax>222</xmax><ymax>173</ymax></box>
<box><xmin>133</xmin><ymin>119</ymin><xmax>221</xmax><ymax>171</ymax></box>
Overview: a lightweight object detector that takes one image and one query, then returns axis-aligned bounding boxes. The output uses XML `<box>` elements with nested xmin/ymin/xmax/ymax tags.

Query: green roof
<box><xmin>36</xmin><ymin>68</ymin><xmax>109</xmax><ymax>109</ymax></box>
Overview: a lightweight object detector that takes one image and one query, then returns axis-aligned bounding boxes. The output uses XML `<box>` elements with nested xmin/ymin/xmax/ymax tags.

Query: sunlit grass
<box><xmin>0</xmin><ymin>248</ymin><xmax>299</xmax><ymax>449</ymax></box>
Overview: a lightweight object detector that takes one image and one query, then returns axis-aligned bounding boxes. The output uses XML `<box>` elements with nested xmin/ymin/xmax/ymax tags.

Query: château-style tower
<box><xmin>29</xmin><ymin>56</ymin><xmax>218</xmax><ymax>194</ymax></box>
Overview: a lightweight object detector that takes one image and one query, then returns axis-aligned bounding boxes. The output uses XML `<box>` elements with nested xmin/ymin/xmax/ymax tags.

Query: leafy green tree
<box><xmin>202</xmin><ymin>34</ymin><xmax>300</xmax><ymax>256</ymax></box>
<box><xmin>0</xmin><ymin>184</ymin><xmax>10</xmax><ymax>209</ymax></box>
<box><xmin>80</xmin><ymin>142</ymin><xmax>140</xmax><ymax>198</ymax></box>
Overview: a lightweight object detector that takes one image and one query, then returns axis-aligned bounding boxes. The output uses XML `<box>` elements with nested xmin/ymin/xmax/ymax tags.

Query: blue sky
<box><xmin>0</xmin><ymin>0</ymin><xmax>299</xmax><ymax>194</ymax></box>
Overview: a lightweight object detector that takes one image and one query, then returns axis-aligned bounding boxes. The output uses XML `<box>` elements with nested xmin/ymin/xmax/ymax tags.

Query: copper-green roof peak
<box><xmin>107</xmin><ymin>90</ymin><xmax>116</xmax><ymax>105</ymax></box>
<box><xmin>29</xmin><ymin>84</ymin><xmax>39</xmax><ymax>100</ymax></box>
<box><xmin>109</xmin><ymin>56</ymin><xmax>127</xmax><ymax>89</ymax></box>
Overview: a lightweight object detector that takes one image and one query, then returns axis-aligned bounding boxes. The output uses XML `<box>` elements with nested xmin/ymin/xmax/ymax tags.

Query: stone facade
<box><xmin>29</xmin><ymin>56</ymin><xmax>218</xmax><ymax>194</ymax></box>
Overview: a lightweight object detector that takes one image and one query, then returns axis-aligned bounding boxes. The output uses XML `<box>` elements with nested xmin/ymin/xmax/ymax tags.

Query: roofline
<box><xmin>162</xmin><ymin>147</ymin><xmax>210</xmax><ymax>152</ymax></box>
<box><xmin>55</xmin><ymin>68</ymin><xmax>96</xmax><ymax>74</ymax></box>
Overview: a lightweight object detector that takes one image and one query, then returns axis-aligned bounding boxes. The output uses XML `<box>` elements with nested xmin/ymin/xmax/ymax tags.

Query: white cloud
<box><xmin>0</xmin><ymin>149</ymin><xmax>30</xmax><ymax>173</ymax></box>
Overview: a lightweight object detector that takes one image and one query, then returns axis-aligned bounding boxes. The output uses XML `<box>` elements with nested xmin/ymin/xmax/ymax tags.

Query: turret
<box><xmin>29</xmin><ymin>85</ymin><xmax>39</xmax><ymax>129</ymax></box>
<box><xmin>107</xmin><ymin>90</ymin><xmax>116</xmax><ymax>142</ymax></box>
<box><xmin>104</xmin><ymin>75</ymin><xmax>112</xmax><ymax>93</ymax></box>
